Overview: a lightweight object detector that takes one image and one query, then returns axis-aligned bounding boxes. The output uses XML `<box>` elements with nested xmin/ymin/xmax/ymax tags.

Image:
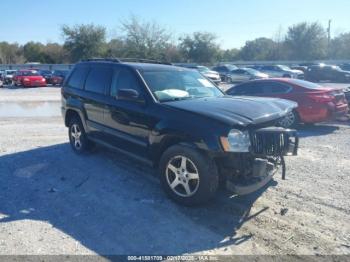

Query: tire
<box><xmin>159</xmin><ymin>145</ymin><xmax>219</xmax><ymax>206</ymax></box>
<box><xmin>278</xmin><ymin>110</ymin><xmax>299</xmax><ymax>128</ymax></box>
<box><xmin>68</xmin><ymin>116</ymin><xmax>93</xmax><ymax>154</ymax></box>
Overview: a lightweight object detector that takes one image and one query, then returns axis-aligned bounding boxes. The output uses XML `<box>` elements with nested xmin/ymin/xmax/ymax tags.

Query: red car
<box><xmin>51</xmin><ymin>70</ymin><xmax>69</xmax><ymax>86</ymax></box>
<box><xmin>226</xmin><ymin>78</ymin><xmax>349</xmax><ymax>128</ymax></box>
<box><xmin>13</xmin><ymin>70</ymin><xmax>46</xmax><ymax>87</ymax></box>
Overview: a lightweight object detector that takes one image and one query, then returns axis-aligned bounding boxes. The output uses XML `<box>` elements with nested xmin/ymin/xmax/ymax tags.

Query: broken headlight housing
<box><xmin>220</xmin><ymin>129</ymin><xmax>251</xmax><ymax>152</ymax></box>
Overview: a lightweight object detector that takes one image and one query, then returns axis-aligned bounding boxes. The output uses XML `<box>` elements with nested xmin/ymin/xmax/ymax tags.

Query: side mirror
<box><xmin>117</xmin><ymin>89</ymin><xmax>145</xmax><ymax>103</ymax></box>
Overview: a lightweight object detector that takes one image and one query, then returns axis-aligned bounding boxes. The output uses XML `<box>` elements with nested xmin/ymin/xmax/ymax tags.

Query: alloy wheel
<box><xmin>166</xmin><ymin>156</ymin><xmax>200</xmax><ymax>197</ymax></box>
<box><xmin>279</xmin><ymin>111</ymin><xmax>296</xmax><ymax>128</ymax></box>
<box><xmin>71</xmin><ymin>124</ymin><xmax>82</xmax><ymax>150</ymax></box>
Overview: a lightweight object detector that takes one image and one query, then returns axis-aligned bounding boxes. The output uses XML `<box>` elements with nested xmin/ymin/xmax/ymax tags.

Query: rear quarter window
<box><xmin>66</xmin><ymin>66</ymin><xmax>90</xmax><ymax>89</ymax></box>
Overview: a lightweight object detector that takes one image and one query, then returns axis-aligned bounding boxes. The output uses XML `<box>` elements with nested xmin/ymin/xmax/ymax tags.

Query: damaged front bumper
<box><xmin>217</xmin><ymin>127</ymin><xmax>299</xmax><ymax>195</ymax></box>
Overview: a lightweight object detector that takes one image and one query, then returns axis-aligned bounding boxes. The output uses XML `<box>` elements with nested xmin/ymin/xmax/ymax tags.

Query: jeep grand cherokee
<box><xmin>61</xmin><ymin>58</ymin><xmax>298</xmax><ymax>206</ymax></box>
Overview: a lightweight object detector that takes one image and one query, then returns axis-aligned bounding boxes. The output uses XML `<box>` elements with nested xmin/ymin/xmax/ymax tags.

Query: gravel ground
<box><xmin>0</xmin><ymin>86</ymin><xmax>349</xmax><ymax>256</ymax></box>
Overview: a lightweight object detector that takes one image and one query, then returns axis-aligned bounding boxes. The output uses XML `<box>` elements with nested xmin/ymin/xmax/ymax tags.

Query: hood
<box><xmin>164</xmin><ymin>96</ymin><xmax>297</xmax><ymax>127</ymax></box>
<box><xmin>25</xmin><ymin>76</ymin><xmax>45</xmax><ymax>80</ymax></box>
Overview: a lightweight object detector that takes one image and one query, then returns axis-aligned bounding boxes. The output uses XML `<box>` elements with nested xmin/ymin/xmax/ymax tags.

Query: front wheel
<box><xmin>159</xmin><ymin>145</ymin><xmax>219</xmax><ymax>206</ymax></box>
<box><xmin>278</xmin><ymin>110</ymin><xmax>299</xmax><ymax>128</ymax></box>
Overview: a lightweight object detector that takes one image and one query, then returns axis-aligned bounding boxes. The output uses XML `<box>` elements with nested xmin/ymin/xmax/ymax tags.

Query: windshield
<box><xmin>278</xmin><ymin>65</ymin><xmax>291</xmax><ymax>71</ymax></box>
<box><xmin>243</xmin><ymin>68</ymin><xmax>259</xmax><ymax>74</ymax></box>
<box><xmin>6</xmin><ymin>71</ymin><xmax>16</xmax><ymax>75</ymax></box>
<box><xmin>141</xmin><ymin>69</ymin><xmax>223</xmax><ymax>102</ymax></box>
<box><xmin>226</xmin><ymin>64</ymin><xmax>238</xmax><ymax>71</ymax></box>
<box><xmin>196</xmin><ymin>66</ymin><xmax>210</xmax><ymax>73</ymax></box>
<box><xmin>21</xmin><ymin>70</ymin><xmax>40</xmax><ymax>76</ymax></box>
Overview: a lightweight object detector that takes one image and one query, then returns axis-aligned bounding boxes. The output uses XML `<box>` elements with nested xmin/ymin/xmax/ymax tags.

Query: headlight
<box><xmin>23</xmin><ymin>78</ymin><xmax>30</xmax><ymax>81</ymax></box>
<box><xmin>220</xmin><ymin>129</ymin><xmax>251</xmax><ymax>152</ymax></box>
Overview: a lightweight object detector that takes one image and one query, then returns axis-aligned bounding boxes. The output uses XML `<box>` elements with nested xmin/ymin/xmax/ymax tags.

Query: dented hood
<box><xmin>164</xmin><ymin>96</ymin><xmax>297</xmax><ymax>127</ymax></box>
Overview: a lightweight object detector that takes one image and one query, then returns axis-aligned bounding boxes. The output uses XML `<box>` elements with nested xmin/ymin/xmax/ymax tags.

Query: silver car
<box><xmin>227</xmin><ymin>68</ymin><xmax>269</xmax><ymax>83</ymax></box>
<box><xmin>196</xmin><ymin>66</ymin><xmax>221</xmax><ymax>84</ymax></box>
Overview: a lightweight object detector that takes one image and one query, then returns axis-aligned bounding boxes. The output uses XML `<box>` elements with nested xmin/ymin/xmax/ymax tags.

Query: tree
<box><xmin>285</xmin><ymin>22</ymin><xmax>327</xmax><ymax>60</ymax></box>
<box><xmin>119</xmin><ymin>16</ymin><xmax>172</xmax><ymax>60</ymax></box>
<box><xmin>23</xmin><ymin>42</ymin><xmax>45</xmax><ymax>62</ymax></box>
<box><xmin>62</xmin><ymin>24</ymin><xmax>106</xmax><ymax>62</ymax></box>
<box><xmin>103</xmin><ymin>39</ymin><xmax>127</xmax><ymax>58</ymax></box>
<box><xmin>239</xmin><ymin>38</ymin><xmax>276</xmax><ymax>61</ymax></box>
<box><xmin>219</xmin><ymin>48</ymin><xmax>240</xmax><ymax>62</ymax></box>
<box><xmin>179</xmin><ymin>32</ymin><xmax>220</xmax><ymax>63</ymax></box>
<box><xmin>0</xmin><ymin>42</ymin><xmax>23</xmax><ymax>64</ymax></box>
<box><xmin>42</xmin><ymin>43</ymin><xmax>68</xmax><ymax>64</ymax></box>
<box><xmin>330</xmin><ymin>33</ymin><xmax>350</xmax><ymax>59</ymax></box>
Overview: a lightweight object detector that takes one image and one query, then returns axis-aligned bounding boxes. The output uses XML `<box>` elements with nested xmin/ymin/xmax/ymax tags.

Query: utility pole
<box><xmin>327</xmin><ymin>19</ymin><xmax>332</xmax><ymax>59</ymax></box>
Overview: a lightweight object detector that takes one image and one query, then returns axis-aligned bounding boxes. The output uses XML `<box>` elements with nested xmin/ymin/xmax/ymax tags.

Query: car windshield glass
<box><xmin>6</xmin><ymin>71</ymin><xmax>15</xmax><ymax>75</ymax></box>
<box><xmin>278</xmin><ymin>65</ymin><xmax>291</xmax><ymax>70</ymax></box>
<box><xmin>243</xmin><ymin>68</ymin><xmax>259</xmax><ymax>74</ymax></box>
<box><xmin>22</xmin><ymin>71</ymin><xmax>40</xmax><ymax>76</ymax></box>
<box><xmin>226</xmin><ymin>65</ymin><xmax>237</xmax><ymax>71</ymax></box>
<box><xmin>197</xmin><ymin>66</ymin><xmax>210</xmax><ymax>72</ymax></box>
<box><xmin>141</xmin><ymin>69</ymin><xmax>224</xmax><ymax>102</ymax></box>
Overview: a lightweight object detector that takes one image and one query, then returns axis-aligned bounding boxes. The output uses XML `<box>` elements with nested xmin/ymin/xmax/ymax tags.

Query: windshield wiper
<box><xmin>160</xmin><ymin>97</ymin><xmax>194</xmax><ymax>103</ymax></box>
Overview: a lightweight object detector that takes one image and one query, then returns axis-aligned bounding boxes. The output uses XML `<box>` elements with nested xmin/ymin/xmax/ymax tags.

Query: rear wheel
<box><xmin>278</xmin><ymin>110</ymin><xmax>299</xmax><ymax>128</ymax></box>
<box><xmin>68</xmin><ymin>116</ymin><xmax>93</xmax><ymax>154</ymax></box>
<box><xmin>159</xmin><ymin>145</ymin><xmax>219</xmax><ymax>206</ymax></box>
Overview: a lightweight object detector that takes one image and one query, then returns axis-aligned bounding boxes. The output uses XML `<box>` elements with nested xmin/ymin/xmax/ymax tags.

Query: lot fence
<box><xmin>0</xmin><ymin>64</ymin><xmax>73</xmax><ymax>70</ymax></box>
<box><xmin>1</xmin><ymin>60</ymin><xmax>350</xmax><ymax>70</ymax></box>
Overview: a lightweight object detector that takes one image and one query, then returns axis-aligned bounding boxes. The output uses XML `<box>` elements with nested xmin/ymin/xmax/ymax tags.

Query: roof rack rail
<box><xmin>80</xmin><ymin>57</ymin><xmax>172</xmax><ymax>65</ymax></box>
<box><xmin>119</xmin><ymin>58</ymin><xmax>172</xmax><ymax>65</ymax></box>
<box><xmin>80</xmin><ymin>58</ymin><xmax>121</xmax><ymax>63</ymax></box>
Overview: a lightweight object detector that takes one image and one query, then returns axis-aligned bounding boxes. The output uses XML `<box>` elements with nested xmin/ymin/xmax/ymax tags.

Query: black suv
<box><xmin>61</xmin><ymin>59</ymin><xmax>299</xmax><ymax>206</ymax></box>
<box><xmin>305</xmin><ymin>65</ymin><xmax>350</xmax><ymax>83</ymax></box>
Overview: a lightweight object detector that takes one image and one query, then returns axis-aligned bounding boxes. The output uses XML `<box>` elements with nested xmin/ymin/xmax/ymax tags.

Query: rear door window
<box><xmin>85</xmin><ymin>66</ymin><xmax>113</xmax><ymax>95</ymax></box>
<box><xmin>67</xmin><ymin>66</ymin><xmax>90</xmax><ymax>89</ymax></box>
<box><xmin>228</xmin><ymin>83</ymin><xmax>262</xmax><ymax>95</ymax></box>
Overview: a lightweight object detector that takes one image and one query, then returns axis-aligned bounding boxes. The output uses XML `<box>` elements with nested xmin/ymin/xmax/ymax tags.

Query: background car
<box><xmin>343</xmin><ymin>86</ymin><xmax>350</xmax><ymax>105</ymax></box>
<box><xmin>226</xmin><ymin>78</ymin><xmax>349</xmax><ymax>128</ymax></box>
<box><xmin>3</xmin><ymin>70</ymin><xmax>17</xmax><ymax>85</ymax></box>
<box><xmin>251</xmin><ymin>65</ymin><xmax>304</xmax><ymax>79</ymax></box>
<box><xmin>212</xmin><ymin>64</ymin><xmax>238</xmax><ymax>82</ymax></box>
<box><xmin>228</xmin><ymin>68</ymin><xmax>268</xmax><ymax>82</ymax></box>
<box><xmin>305</xmin><ymin>65</ymin><xmax>350</xmax><ymax>83</ymax></box>
<box><xmin>38</xmin><ymin>70</ymin><xmax>53</xmax><ymax>84</ymax></box>
<box><xmin>339</xmin><ymin>63</ymin><xmax>350</xmax><ymax>71</ymax></box>
<box><xmin>175</xmin><ymin>64</ymin><xmax>221</xmax><ymax>84</ymax></box>
<box><xmin>291</xmin><ymin>65</ymin><xmax>308</xmax><ymax>73</ymax></box>
<box><xmin>13</xmin><ymin>70</ymin><xmax>47</xmax><ymax>87</ymax></box>
<box><xmin>51</xmin><ymin>70</ymin><xmax>69</xmax><ymax>86</ymax></box>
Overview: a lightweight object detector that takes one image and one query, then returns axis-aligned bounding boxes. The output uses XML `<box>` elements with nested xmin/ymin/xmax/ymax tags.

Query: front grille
<box><xmin>250</xmin><ymin>128</ymin><xmax>291</xmax><ymax>156</ymax></box>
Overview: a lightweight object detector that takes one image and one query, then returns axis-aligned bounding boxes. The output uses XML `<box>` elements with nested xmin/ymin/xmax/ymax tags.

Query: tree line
<box><xmin>1</xmin><ymin>17</ymin><xmax>350</xmax><ymax>65</ymax></box>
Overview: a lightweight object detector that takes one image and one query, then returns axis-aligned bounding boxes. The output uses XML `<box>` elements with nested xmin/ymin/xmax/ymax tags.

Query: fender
<box><xmin>63</xmin><ymin>94</ymin><xmax>88</xmax><ymax>131</ymax></box>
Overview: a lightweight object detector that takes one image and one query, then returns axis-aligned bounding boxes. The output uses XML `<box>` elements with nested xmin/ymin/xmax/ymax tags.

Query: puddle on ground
<box><xmin>0</xmin><ymin>101</ymin><xmax>61</xmax><ymax>117</ymax></box>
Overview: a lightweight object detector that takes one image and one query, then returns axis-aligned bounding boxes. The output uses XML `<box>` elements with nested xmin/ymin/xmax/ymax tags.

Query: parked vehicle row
<box><xmin>226</xmin><ymin>78</ymin><xmax>349</xmax><ymax>128</ymax></box>
<box><xmin>0</xmin><ymin>69</ymin><xmax>69</xmax><ymax>87</ymax></box>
